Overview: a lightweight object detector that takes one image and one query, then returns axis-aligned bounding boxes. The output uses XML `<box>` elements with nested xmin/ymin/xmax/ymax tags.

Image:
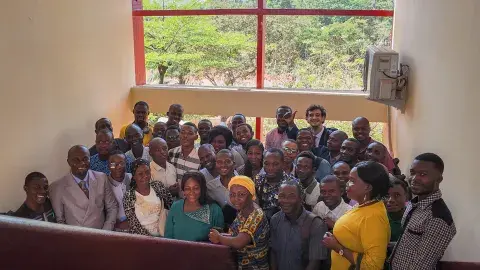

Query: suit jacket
<box><xmin>50</xmin><ymin>170</ymin><xmax>118</xmax><ymax>230</ymax></box>
<box><xmin>313</xmin><ymin>146</ymin><xmax>331</xmax><ymax>161</ymax></box>
<box><xmin>313</xmin><ymin>127</ymin><xmax>338</xmax><ymax>147</ymax></box>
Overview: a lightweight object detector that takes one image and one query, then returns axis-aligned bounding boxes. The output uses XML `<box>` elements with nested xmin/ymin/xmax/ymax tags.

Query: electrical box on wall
<box><xmin>363</xmin><ymin>46</ymin><xmax>409</xmax><ymax>111</ymax></box>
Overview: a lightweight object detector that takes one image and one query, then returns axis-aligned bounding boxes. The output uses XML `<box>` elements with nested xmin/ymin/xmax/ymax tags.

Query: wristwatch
<box><xmin>338</xmin><ymin>248</ymin><xmax>345</xmax><ymax>256</ymax></box>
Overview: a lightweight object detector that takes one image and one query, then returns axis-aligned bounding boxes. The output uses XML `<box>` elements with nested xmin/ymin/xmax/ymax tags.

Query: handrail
<box><xmin>0</xmin><ymin>215</ymin><xmax>235</xmax><ymax>270</ymax></box>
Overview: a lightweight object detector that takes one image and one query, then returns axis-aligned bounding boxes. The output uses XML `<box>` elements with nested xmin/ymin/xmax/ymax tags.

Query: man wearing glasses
<box><xmin>165</xmin><ymin>125</ymin><xmax>181</xmax><ymax>150</ymax></box>
<box><xmin>107</xmin><ymin>150</ymin><xmax>131</xmax><ymax>232</ymax></box>
<box><xmin>281</xmin><ymin>140</ymin><xmax>299</xmax><ymax>176</ymax></box>
<box><xmin>265</xmin><ymin>106</ymin><xmax>299</xmax><ymax>151</ymax></box>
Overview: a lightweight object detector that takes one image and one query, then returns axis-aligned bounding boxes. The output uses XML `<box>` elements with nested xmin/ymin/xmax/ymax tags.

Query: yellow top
<box><xmin>331</xmin><ymin>201</ymin><xmax>390</xmax><ymax>270</ymax></box>
<box><xmin>119</xmin><ymin>124</ymin><xmax>153</xmax><ymax>146</ymax></box>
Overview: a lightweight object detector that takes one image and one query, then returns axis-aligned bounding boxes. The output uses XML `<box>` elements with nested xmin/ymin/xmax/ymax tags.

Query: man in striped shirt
<box><xmin>13</xmin><ymin>172</ymin><xmax>56</xmax><ymax>222</ymax></box>
<box><xmin>168</xmin><ymin>122</ymin><xmax>201</xmax><ymax>198</ymax></box>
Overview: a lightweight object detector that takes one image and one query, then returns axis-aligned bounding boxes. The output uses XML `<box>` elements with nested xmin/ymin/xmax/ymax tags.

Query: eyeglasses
<box><xmin>282</xmin><ymin>147</ymin><xmax>298</xmax><ymax>154</ymax></box>
<box><xmin>230</xmin><ymin>192</ymin><xmax>249</xmax><ymax>199</ymax></box>
<box><xmin>166</xmin><ymin>135</ymin><xmax>179</xmax><ymax>140</ymax></box>
<box><xmin>109</xmin><ymin>162</ymin><xmax>126</xmax><ymax>169</ymax></box>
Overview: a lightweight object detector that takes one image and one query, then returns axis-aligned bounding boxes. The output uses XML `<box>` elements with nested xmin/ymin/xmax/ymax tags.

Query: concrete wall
<box><xmin>131</xmin><ymin>86</ymin><xmax>388</xmax><ymax>122</ymax></box>
<box><xmin>0</xmin><ymin>0</ymin><xmax>135</xmax><ymax>211</ymax></box>
<box><xmin>391</xmin><ymin>0</ymin><xmax>480</xmax><ymax>262</ymax></box>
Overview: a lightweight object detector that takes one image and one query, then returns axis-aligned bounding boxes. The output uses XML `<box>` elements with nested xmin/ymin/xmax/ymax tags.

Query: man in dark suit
<box><xmin>305</xmin><ymin>105</ymin><xmax>337</xmax><ymax>148</ymax></box>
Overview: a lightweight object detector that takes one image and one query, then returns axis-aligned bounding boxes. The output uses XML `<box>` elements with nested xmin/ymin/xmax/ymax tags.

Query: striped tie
<box><xmin>78</xmin><ymin>180</ymin><xmax>89</xmax><ymax>199</ymax></box>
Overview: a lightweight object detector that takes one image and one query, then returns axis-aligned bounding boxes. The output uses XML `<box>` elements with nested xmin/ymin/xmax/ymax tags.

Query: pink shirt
<box><xmin>265</xmin><ymin>128</ymin><xmax>289</xmax><ymax>150</ymax></box>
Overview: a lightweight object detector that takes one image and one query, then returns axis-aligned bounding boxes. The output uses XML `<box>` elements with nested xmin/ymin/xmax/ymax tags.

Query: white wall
<box><xmin>391</xmin><ymin>0</ymin><xmax>480</xmax><ymax>262</ymax></box>
<box><xmin>0</xmin><ymin>0</ymin><xmax>135</xmax><ymax>211</ymax></box>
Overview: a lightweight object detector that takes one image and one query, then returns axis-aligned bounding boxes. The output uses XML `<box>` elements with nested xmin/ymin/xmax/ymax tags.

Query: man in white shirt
<box><xmin>124</xmin><ymin>124</ymin><xmax>151</xmax><ymax>162</ymax></box>
<box><xmin>107</xmin><ymin>150</ymin><xmax>132</xmax><ymax>232</ymax></box>
<box><xmin>295</xmin><ymin>151</ymin><xmax>320</xmax><ymax>211</ymax></box>
<box><xmin>149</xmin><ymin>138</ymin><xmax>177</xmax><ymax>194</ymax></box>
<box><xmin>305</xmin><ymin>104</ymin><xmax>337</xmax><ymax>148</ymax></box>
<box><xmin>313</xmin><ymin>175</ymin><xmax>352</xmax><ymax>230</ymax></box>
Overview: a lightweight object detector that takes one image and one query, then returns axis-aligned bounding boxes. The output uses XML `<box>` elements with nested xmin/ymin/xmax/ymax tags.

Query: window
<box><xmin>142</xmin><ymin>0</ymin><xmax>257</xmax><ymax>10</ymax></box>
<box><xmin>133</xmin><ymin>0</ymin><xmax>394</xmax><ymax>90</ymax></box>
<box><xmin>265</xmin><ymin>16</ymin><xmax>392</xmax><ymax>90</ymax></box>
<box><xmin>144</xmin><ymin>15</ymin><xmax>257</xmax><ymax>87</ymax></box>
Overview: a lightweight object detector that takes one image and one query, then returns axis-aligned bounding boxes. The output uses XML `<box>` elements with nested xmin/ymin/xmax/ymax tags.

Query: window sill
<box><xmin>131</xmin><ymin>85</ymin><xmax>387</xmax><ymax>122</ymax></box>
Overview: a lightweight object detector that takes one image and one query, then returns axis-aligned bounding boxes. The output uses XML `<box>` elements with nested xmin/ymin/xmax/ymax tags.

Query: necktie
<box><xmin>79</xmin><ymin>180</ymin><xmax>89</xmax><ymax>199</ymax></box>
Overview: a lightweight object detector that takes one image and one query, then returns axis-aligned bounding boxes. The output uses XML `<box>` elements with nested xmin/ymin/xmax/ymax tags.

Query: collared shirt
<box><xmin>119</xmin><ymin>123</ymin><xmax>154</xmax><ymax>146</ymax></box>
<box><xmin>270</xmin><ymin>209</ymin><xmax>328</xmax><ymax>270</ymax></box>
<box><xmin>303</xmin><ymin>179</ymin><xmax>320</xmax><ymax>208</ymax></box>
<box><xmin>90</xmin><ymin>154</ymin><xmax>133</xmax><ymax>175</ymax></box>
<box><xmin>125</xmin><ymin>147</ymin><xmax>151</xmax><ymax>163</ymax></box>
<box><xmin>231</xmin><ymin>144</ymin><xmax>247</xmax><ymax>162</ymax></box>
<box><xmin>200</xmin><ymin>168</ymin><xmax>217</xmax><ymax>183</ymax></box>
<box><xmin>206</xmin><ymin>171</ymin><xmax>239</xmax><ymax>207</ymax></box>
<box><xmin>265</xmin><ymin>128</ymin><xmax>289</xmax><ymax>151</ymax></box>
<box><xmin>312</xmin><ymin>199</ymin><xmax>352</xmax><ymax>221</ymax></box>
<box><xmin>150</xmin><ymin>161</ymin><xmax>177</xmax><ymax>187</ymax></box>
<box><xmin>390</xmin><ymin>190</ymin><xmax>456</xmax><ymax>270</ymax></box>
<box><xmin>255</xmin><ymin>172</ymin><xmax>300</xmax><ymax>218</ymax></box>
<box><xmin>229</xmin><ymin>140</ymin><xmax>240</xmax><ymax>149</ymax></box>
<box><xmin>89</xmin><ymin>138</ymin><xmax>129</xmax><ymax>156</ymax></box>
<box><xmin>108</xmin><ymin>173</ymin><xmax>131</xmax><ymax>222</ymax></box>
<box><xmin>314</xmin><ymin>126</ymin><xmax>325</xmax><ymax>148</ymax></box>
<box><xmin>72</xmin><ymin>171</ymin><xmax>91</xmax><ymax>189</ymax></box>
<box><xmin>90</xmin><ymin>154</ymin><xmax>111</xmax><ymax>175</ymax></box>
<box><xmin>13</xmin><ymin>199</ymin><xmax>56</xmax><ymax>222</ymax></box>
<box><xmin>168</xmin><ymin>146</ymin><xmax>201</xmax><ymax>183</ymax></box>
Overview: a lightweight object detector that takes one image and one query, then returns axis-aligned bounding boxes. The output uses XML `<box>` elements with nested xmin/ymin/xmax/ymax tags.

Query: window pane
<box><xmin>143</xmin><ymin>0</ymin><xmax>257</xmax><ymax>10</ymax></box>
<box><xmin>265</xmin><ymin>16</ymin><xmax>392</xmax><ymax>90</ymax></box>
<box><xmin>144</xmin><ymin>15</ymin><xmax>257</xmax><ymax>87</ymax></box>
<box><xmin>267</xmin><ymin>0</ymin><xmax>394</xmax><ymax>10</ymax></box>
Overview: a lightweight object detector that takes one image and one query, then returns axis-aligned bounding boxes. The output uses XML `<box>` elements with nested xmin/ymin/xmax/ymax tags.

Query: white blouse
<box><xmin>134</xmin><ymin>187</ymin><xmax>164</xmax><ymax>236</ymax></box>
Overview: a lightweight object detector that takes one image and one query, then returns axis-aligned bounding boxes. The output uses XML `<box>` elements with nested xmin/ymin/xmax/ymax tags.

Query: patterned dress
<box><xmin>229</xmin><ymin>208</ymin><xmax>270</xmax><ymax>270</ymax></box>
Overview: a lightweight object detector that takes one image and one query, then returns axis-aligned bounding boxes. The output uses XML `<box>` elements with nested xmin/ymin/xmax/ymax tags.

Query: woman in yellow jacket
<box><xmin>323</xmin><ymin>161</ymin><xmax>391</xmax><ymax>270</ymax></box>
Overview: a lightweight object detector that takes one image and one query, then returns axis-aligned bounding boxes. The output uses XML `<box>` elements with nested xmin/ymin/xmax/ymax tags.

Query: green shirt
<box><xmin>165</xmin><ymin>199</ymin><xmax>224</xmax><ymax>242</ymax></box>
<box><xmin>388</xmin><ymin>211</ymin><xmax>404</xmax><ymax>242</ymax></box>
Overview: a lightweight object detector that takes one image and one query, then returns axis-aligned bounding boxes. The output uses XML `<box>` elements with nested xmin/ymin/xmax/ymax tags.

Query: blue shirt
<box><xmin>71</xmin><ymin>171</ymin><xmax>91</xmax><ymax>189</ymax></box>
<box><xmin>90</xmin><ymin>154</ymin><xmax>133</xmax><ymax>175</ymax></box>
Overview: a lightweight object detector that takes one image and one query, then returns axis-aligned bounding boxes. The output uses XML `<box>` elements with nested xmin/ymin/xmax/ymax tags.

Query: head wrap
<box><xmin>228</xmin><ymin>176</ymin><xmax>256</xmax><ymax>200</ymax></box>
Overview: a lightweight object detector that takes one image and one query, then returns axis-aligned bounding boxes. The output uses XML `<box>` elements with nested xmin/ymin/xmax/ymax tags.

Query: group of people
<box><xmin>8</xmin><ymin>101</ymin><xmax>456</xmax><ymax>270</ymax></box>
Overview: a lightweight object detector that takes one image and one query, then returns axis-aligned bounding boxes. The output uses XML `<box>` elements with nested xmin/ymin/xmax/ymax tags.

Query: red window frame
<box><xmin>131</xmin><ymin>0</ymin><xmax>394</xmax><ymax>138</ymax></box>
